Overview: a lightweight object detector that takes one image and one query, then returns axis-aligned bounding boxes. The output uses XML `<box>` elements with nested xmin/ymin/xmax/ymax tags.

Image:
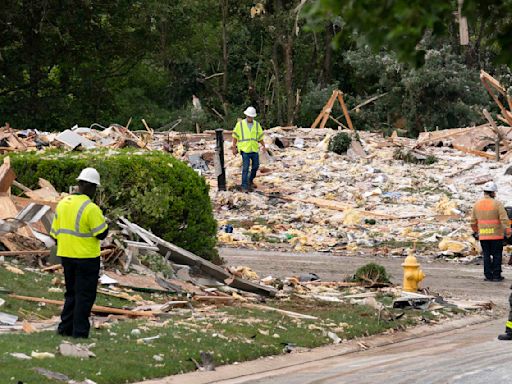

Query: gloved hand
<box><xmin>472</xmin><ymin>232</ymin><xmax>479</xmax><ymax>240</ymax></box>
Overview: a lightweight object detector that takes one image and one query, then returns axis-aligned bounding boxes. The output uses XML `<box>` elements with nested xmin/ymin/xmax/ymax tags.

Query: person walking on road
<box><xmin>471</xmin><ymin>181</ymin><xmax>510</xmax><ymax>282</ymax></box>
<box><xmin>231</xmin><ymin>106</ymin><xmax>266</xmax><ymax>192</ymax></box>
<box><xmin>50</xmin><ymin>168</ymin><xmax>108</xmax><ymax>338</ymax></box>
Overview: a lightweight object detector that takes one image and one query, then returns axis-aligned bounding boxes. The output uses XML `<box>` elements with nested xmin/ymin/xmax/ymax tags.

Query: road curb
<box><xmin>135</xmin><ymin>314</ymin><xmax>495</xmax><ymax>384</ymax></box>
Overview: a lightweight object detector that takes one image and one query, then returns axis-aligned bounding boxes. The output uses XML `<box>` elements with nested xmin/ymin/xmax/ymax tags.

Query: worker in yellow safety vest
<box><xmin>231</xmin><ymin>106</ymin><xmax>266</xmax><ymax>192</ymax></box>
<box><xmin>51</xmin><ymin>167</ymin><xmax>108</xmax><ymax>338</ymax></box>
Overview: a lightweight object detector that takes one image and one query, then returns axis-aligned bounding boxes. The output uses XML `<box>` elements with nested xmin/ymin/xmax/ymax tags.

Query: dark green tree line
<box><xmin>0</xmin><ymin>0</ymin><xmax>510</xmax><ymax>136</ymax></box>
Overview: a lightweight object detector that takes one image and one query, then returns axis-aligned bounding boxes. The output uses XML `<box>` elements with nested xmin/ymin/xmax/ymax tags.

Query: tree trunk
<box><xmin>220</xmin><ymin>0</ymin><xmax>229</xmax><ymax>126</ymax></box>
<box><xmin>321</xmin><ymin>24</ymin><xmax>333</xmax><ymax>86</ymax></box>
<box><xmin>283</xmin><ymin>34</ymin><xmax>295</xmax><ymax>125</ymax></box>
<box><xmin>271</xmin><ymin>41</ymin><xmax>282</xmax><ymax>124</ymax></box>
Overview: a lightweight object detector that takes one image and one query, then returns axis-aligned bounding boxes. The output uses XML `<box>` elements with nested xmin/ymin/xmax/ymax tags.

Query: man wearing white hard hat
<box><xmin>50</xmin><ymin>167</ymin><xmax>108</xmax><ymax>338</ymax></box>
<box><xmin>470</xmin><ymin>181</ymin><xmax>510</xmax><ymax>282</ymax></box>
<box><xmin>232</xmin><ymin>106</ymin><xmax>266</xmax><ymax>192</ymax></box>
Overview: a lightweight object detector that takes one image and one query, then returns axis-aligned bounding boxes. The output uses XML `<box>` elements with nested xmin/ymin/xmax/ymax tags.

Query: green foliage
<box><xmin>328</xmin><ymin>132</ymin><xmax>352</xmax><ymax>154</ymax></box>
<box><xmin>353</xmin><ymin>263</ymin><xmax>390</xmax><ymax>284</ymax></box>
<box><xmin>0</xmin><ymin>0</ymin><xmax>510</xmax><ymax>137</ymax></box>
<box><xmin>393</xmin><ymin>148</ymin><xmax>438</xmax><ymax>165</ymax></box>
<box><xmin>306</xmin><ymin>0</ymin><xmax>512</xmax><ymax>65</ymax></box>
<box><xmin>9</xmin><ymin>150</ymin><xmax>218</xmax><ymax>262</ymax></box>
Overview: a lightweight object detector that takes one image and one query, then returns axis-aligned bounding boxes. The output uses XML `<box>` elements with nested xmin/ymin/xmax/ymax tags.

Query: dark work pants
<box><xmin>58</xmin><ymin>257</ymin><xmax>100</xmax><ymax>338</ymax></box>
<box><xmin>480</xmin><ymin>240</ymin><xmax>503</xmax><ymax>279</ymax></box>
<box><xmin>241</xmin><ymin>151</ymin><xmax>259</xmax><ymax>190</ymax></box>
<box><xmin>507</xmin><ymin>292</ymin><xmax>512</xmax><ymax>333</ymax></box>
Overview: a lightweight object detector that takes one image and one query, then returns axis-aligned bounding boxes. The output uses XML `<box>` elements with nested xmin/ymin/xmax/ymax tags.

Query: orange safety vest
<box><xmin>470</xmin><ymin>197</ymin><xmax>510</xmax><ymax>240</ymax></box>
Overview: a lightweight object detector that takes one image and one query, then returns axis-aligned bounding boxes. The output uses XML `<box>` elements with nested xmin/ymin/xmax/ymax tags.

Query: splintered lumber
<box><xmin>0</xmin><ymin>157</ymin><xmax>15</xmax><ymax>193</ymax></box>
<box><xmin>452</xmin><ymin>144</ymin><xmax>495</xmax><ymax>160</ymax></box>
<box><xmin>104</xmin><ymin>272</ymin><xmax>168</xmax><ymax>293</ymax></box>
<box><xmin>118</xmin><ymin>217</ymin><xmax>277</xmax><ymax>297</ymax></box>
<box><xmin>480</xmin><ymin>70</ymin><xmax>512</xmax><ymax>127</ymax></box>
<box><xmin>194</xmin><ymin>295</ymin><xmax>235</xmax><ymax>302</ymax></box>
<box><xmin>241</xmin><ymin>303</ymin><xmax>318</xmax><ymax>320</ymax></box>
<box><xmin>311</xmin><ymin>89</ymin><xmax>355</xmax><ymax>130</ymax></box>
<box><xmin>0</xmin><ymin>250</ymin><xmax>50</xmax><ymax>257</ymax></box>
<box><xmin>0</xmin><ymin>196</ymin><xmax>33</xmax><ymax>238</ymax></box>
<box><xmin>8</xmin><ymin>294</ymin><xmax>155</xmax><ymax>317</ymax></box>
<box><xmin>303</xmin><ymin>281</ymin><xmax>360</xmax><ymax>287</ymax></box>
<box><xmin>279</xmin><ymin>195</ymin><xmax>398</xmax><ymax>220</ymax></box>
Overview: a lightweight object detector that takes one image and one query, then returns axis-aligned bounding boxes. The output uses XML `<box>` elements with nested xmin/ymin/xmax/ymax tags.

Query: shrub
<box><xmin>353</xmin><ymin>263</ymin><xmax>390</xmax><ymax>284</ymax></box>
<box><xmin>9</xmin><ymin>150</ymin><xmax>218</xmax><ymax>262</ymax></box>
<box><xmin>328</xmin><ymin>132</ymin><xmax>352</xmax><ymax>154</ymax></box>
<box><xmin>393</xmin><ymin>148</ymin><xmax>438</xmax><ymax>165</ymax></box>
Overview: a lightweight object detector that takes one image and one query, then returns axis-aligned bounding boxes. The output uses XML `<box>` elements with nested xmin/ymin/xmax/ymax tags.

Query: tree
<box><xmin>305</xmin><ymin>0</ymin><xmax>512</xmax><ymax>66</ymax></box>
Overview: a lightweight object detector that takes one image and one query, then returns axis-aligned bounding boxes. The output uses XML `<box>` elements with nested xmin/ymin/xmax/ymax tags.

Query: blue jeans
<box><xmin>241</xmin><ymin>151</ymin><xmax>259</xmax><ymax>190</ymax></box>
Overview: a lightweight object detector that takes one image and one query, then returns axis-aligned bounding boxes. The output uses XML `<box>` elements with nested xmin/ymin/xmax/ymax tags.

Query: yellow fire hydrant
<box><xmin>402</xmin><ymin>250</ymin><xmax>425</xmax><ymax>292</ymax></box>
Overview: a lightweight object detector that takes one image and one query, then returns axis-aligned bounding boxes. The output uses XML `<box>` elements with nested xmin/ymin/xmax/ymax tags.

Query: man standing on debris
<box><xmin>50</xmin><ymin>168</ymin><xmax>108</xmax><ymax>338</ymax></box>
<box><xmin>471</xmin><ymin>181</ymin><xmax>510</xmax><ymax>282</ymax></box>
<box><xmin>232</xmin><ymin>106</ymin><xmax>266</xmax><ymax>192</ymax></box>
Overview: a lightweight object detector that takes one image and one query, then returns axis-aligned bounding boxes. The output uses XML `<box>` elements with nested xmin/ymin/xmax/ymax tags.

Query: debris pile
<box><xmin>184</xmin><ymin>126</ymin><xmax>511</xmax><ymax>261</ymax></box>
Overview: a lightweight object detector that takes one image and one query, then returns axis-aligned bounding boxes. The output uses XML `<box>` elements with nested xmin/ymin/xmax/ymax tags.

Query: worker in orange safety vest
<box><xmin>470</xmin><ymin>181</ymin><xmax>511</xmax><ymax>282</ymax></box>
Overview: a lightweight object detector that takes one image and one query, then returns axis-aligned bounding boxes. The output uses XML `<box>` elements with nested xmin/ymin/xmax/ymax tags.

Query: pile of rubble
<box><xmin>164</xmin><ymin>124</ymin><xmax>512</xmax><ymax>262</ymax></box>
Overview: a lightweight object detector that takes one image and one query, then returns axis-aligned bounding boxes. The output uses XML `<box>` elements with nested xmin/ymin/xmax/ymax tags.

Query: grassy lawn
<box><xmin>0</xmin><ymin>263</ymin><xmax>452</xmax><ymax>384</ymax></box>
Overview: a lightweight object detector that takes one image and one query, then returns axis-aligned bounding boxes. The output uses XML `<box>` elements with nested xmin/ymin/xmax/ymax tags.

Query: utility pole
<box><xmin>215</xmin><ymin>129</ymin><xmax>226</xmax><ymax>191</ymax></box>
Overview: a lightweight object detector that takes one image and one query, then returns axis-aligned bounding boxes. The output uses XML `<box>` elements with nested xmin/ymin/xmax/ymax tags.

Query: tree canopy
<box><xmin>0</xmin><ymin>0</ymin><xmax>510</xmax><ymax>136</ymax></box>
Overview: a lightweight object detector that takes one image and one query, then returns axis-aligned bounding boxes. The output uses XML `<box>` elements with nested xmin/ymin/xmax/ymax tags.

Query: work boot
<box><xmin>493</xmin><ymin>276</ymin><xmax>505</xmax><ymax>282</ymax></box>
<box><xmin>498</xmin><ymin>331</ymin><xmax>512</xmax><ymax>340</ymax></box>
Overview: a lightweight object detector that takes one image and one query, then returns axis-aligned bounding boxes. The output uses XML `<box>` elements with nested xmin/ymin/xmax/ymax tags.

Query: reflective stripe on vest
<box><xmin>51</xmin><ymin>194</ymin><xmax>107</xmax><ymax>258</ymax></box>
<box><xmin>50</xmin><ymin>200</ymin><xmax>105</xmax><ymax>238</ymax></box>
<box><xmin>237</xmin><ymin>120</ymin><xmax>262</xmax><ymax>153</ymax></box>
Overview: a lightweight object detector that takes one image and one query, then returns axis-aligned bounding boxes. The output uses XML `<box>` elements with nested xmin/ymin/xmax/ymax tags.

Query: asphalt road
<box><xmin>221</xmin><ymin>247</ymin><xmax>512</xmax><ymax>305</ymax></box>
<box><xmin>140</xmin><ymin>249</ymin><xmax>512</xmax><ymax>384</ymax></box>
<box><xmin>221</xmin><ymin>319</ymin><xmax>511</xmax><ymax>384</ymax></box>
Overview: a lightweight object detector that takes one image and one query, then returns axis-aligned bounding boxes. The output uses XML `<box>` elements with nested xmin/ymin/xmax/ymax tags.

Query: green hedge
<box><xmin>9</xmin><ymin>150</ymin><xmax>218</xmax><ymax>262</ymax></box>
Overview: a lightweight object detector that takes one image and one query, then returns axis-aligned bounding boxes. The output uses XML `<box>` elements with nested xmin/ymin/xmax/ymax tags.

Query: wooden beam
<box><xmin>242</xmin><ymin>303</ymin><xmax>318</xmax><ymax>320</ymax></box>
<box><xmin>337</xmin><ymin>91</ymin><xmax>355</xmax><ymax>130</ymax></box>
<box><xmin>483</xmin><ymin>109</ymin><xmax>501</xmax><ymax>161</ymax></box>
<box><xmin>8</xmin><ymin>294</ymin><xmax>155</xmax><ymax>317</ymax></box>
<box><xmin>0</xmin><ymin>250</ymin><xmax>50</xmax><ymax>257</ymax></box>
<box><xmin>452</xmin><ymin>144</ymin><xmax>495</xmax><ymax>159</ymax></box>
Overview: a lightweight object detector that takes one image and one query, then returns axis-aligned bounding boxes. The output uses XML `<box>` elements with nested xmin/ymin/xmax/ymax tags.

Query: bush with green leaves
<box><xmin>353</xmin><ymin>263</ymin><xmax>390</xmax><ymax>284</ymax></box>
<box><xmin>9</xmin><ymin>150</ymin><xmax>218</xmax><ymax>262</ymax></box>
<box><xmin>328</xmin><ymin>132</ymin><xmax>352</xmax><ymax>155</ymax></box>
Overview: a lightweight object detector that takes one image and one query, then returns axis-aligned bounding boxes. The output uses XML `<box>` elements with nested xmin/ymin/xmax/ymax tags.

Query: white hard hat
<box><xmin>76</xmin><ymin>167</ymin><xmax>101</xmax><ymax>186</ymax></box>
<box><xmin>243</xmin><ymin>106</ymin><xmax>257</xmax><ymax>118</ymax></box>
<box><xmin>483</xmin><ymin>181</ymin><xmax>498</xmax><ymax>193</ymax></box>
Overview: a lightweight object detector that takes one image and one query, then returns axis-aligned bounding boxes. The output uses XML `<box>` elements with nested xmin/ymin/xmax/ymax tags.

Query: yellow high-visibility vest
<box><xmin>233</xmin><ymin>119</ymin><xmax>264</xmax><ymax>153</ymax></box>
<box><xmin>50</xmin><ymin>194</ymin><xmax>108</xmax><ymax>258</ymax></box>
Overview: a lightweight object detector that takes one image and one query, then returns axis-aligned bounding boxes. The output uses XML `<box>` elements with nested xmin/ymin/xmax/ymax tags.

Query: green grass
<box><xmin>0</xmin><ymin>263</ymin><xmax>451</xmax><ymax>384</ymax></box>
<box><xmin>0</xmin><ymin>263</ymin><xmax>165</xmax><ymax>320</ymax></box>
<box><xmin>0</xmin><ymin>302</ymin><xmax>416</xmax><ymax>384</ymax></box>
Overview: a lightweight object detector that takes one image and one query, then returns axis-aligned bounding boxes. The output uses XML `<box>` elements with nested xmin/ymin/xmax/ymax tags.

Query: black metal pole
<box><xmin>215</xmin><ymin>129</ymin><xmax>226</xmax><ymax>191</ymax></box>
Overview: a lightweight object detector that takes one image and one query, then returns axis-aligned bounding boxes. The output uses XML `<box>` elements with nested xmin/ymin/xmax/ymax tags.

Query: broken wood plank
<box><xmin>24</xmin><ymin>187</ymin><xmax>61</xmax><ymax>202</ymax></box>
<box><xmin>0</xmin><ymin>157</ymin><xmax>15</xmax><ymax>193</ymax></box>
<box><xmin>337</xmin><ymin>91</ymin><xmax>354</xmax><ymax>130</ymax></box>
<box><xmin>0</xmin><ymin>250</ymin><xmax>50</xmax><ymax>257</ymax></box>
<box><xmin>303</xmin><ymin>281</ymin><xmax>360</xmax><ymax>287</ymax></box>
<box><xmin>104</xmin><ymin>272</ymin><xmax>168</xmax><ymax>293</ymax></box>
<box><xmin>119</xmin><ymin>217</ymin><xmax>277</xmax><ymax>297</ymax></box>
<box><xmin>12</xmin><ymin>180</ymin><xmax>32</xmax><ymax>193</ymax></box>
<box><xmin>452</xmin><ymin>144</ymin><xmax>495</xmax><ymax>160</ymax></box>
<box><xmin>8</xmin><ymin>294</ymin><xmax>155</xmax><ymax>317</ymax></box>
<box><xmin>241</xmin><ymin>303</ymin><xmax>318</xmax><ymax>320</ymax></box>
<box><xmin>194</xmin><ymin>296</ymin><xmax>235</xmax><ymax>302</ymax></box>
